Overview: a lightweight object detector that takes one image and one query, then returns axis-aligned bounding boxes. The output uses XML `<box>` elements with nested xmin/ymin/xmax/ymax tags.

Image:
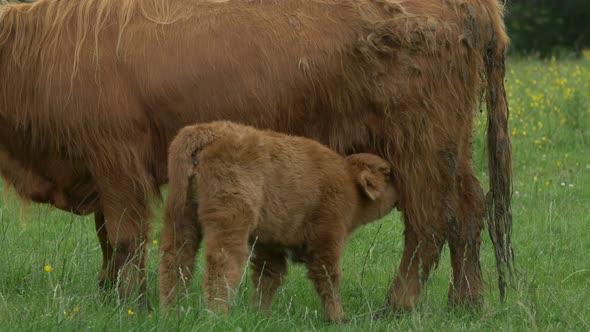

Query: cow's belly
<box><xmin>0</xmin><ymin>149</ymin><xmax>99</xmax><ymax>215</ymax></box>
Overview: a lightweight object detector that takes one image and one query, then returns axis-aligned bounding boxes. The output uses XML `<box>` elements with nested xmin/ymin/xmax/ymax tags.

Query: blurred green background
<box><xmin>506</xmin><ymin>0</ymin><xmax>590</xmax><ymax>57</ymax></box>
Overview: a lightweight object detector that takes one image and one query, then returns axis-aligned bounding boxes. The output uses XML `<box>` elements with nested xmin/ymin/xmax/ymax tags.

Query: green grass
<box><xmin>1</xmin><ymin>57</ymin><xmax>589</xmax><ymax>331</ymax></box>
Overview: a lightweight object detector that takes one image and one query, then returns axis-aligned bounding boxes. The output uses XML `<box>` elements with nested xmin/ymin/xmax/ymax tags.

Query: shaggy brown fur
<box><xmin>159</xmin><ymin>121</ymin><xmax>398</xmax><ymax>322</ymax></box>
<box><xmin>0</xmin><ymin>0</ymin><xmax>512</xmax><ymax>309</ymax></box>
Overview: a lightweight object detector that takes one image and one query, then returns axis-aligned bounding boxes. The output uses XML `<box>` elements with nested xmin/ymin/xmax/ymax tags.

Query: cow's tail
<box><xmin>484</xmin><ymin>0</ymin><xmax>514</xmax><ymax>303</ymax></box>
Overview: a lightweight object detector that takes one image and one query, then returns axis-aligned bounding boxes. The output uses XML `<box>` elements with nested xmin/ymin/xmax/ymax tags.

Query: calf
<box><xmin>159</xmin><ymin>121</ymin><xmax>398</xmax><ymax>322</ymax></box>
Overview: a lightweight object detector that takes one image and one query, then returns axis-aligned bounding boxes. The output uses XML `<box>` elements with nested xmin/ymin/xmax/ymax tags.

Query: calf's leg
<box><xmin>201</xmin><ymin>203</ymin><xmax>252</xmax><ymax>315</ymax></box>
<box><xmin>159</xmin><ymin>198</ymin><xmax>202</xmax><ymax>307</ymax></box>
<box><xmin>305</xmin><ymin>221</ymin><xmax>347</xmax><ymax>323</ymax></box>
<box><xmin>250</xmin><ymin>246</ymin><xmax>288</xmax><ymax>313</ymax></box>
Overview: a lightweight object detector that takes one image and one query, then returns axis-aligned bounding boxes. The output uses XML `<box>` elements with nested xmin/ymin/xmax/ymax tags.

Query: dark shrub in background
<box><xmin>506</xmin><ymin>0</ymin><xmax>590</xmax><ymax>57</ymax></box>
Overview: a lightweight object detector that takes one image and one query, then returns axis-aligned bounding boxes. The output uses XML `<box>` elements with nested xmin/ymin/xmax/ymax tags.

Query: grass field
<box><xmin>1</xmin><ymin>58</ymin><xmax>589</xmax><ymax>331</ymax></box>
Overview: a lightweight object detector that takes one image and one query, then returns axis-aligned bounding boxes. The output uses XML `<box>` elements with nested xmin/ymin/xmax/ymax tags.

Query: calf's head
<box><xmin>346</xmin><ymin>153</ymin><xmax>399</xmax><ymax>226</ymax></box>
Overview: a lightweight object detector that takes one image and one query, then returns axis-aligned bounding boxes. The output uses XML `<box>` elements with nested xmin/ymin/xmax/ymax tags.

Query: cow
<box><xmin>0</xmin><ymin>0</ymin><xmax>513</xmax><ymax>312</ymax></box>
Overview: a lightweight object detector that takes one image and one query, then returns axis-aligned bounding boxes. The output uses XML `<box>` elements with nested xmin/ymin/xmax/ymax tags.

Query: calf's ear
<box><xmin>358</xmin><ymin>170</ymin><xmax>383</xmax><ymax>201</ymax></box>
<box><xmin>378</xmin><ymin>165</ymin><xmax>391</xmax><ymax>179</ymax></box>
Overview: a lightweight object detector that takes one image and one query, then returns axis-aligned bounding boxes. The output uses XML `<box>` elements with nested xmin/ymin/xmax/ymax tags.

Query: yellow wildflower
<box><xmin>545</xmin><ymin>181</ymin><xmax>551</xmax><ymax>187</ymax></box>
<box><xmin>554</xmin><ymin>78</ymin><xmax>567</xmax><ymax>86</ymax></box>
<box><xmin>44</xmin><ymin>265</ymin><xmax>52</xmax><ymax>273</ymax></box>
<box><xmin>153</xmin><ymin>239</ymin><xmax>158</xmax><ymax>245</ymax></box>
<box><xmin>128</xmin><ymin>309</ymin><xmax>134</xmax><ymax>316</ymax></box>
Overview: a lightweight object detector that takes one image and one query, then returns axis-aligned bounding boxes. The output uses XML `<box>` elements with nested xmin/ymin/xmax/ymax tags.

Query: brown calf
<box><xmin>159</xmin><ymin>121</ymin><xmax>398</xmax><ymax>321</ymax></box>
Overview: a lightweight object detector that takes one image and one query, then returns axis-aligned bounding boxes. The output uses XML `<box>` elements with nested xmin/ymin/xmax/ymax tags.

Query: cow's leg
<box><xmin>95</xmin><ymin>210</ymin><xmax>115</xmax><ymax>290</ymax></box>
<box><xmin>386</xmin><ymin>166</ymin><xmax>449</xmax><ymax>312</ymax></box>
<box><xmin>251</xmin><ymin>246</ymin><xmax>288</xmax><ymax>313</ymax></box>
<box><xmin>159</xmin><ymin>199</ymin><xmax>202</xmax><ymax>307</ymax></box>
<box><xmin>99</xmin><ymin>177</ymin><xmax>152</xmax><ymax>305</ymax></box>
<box><xmin>387</xmin><ymin>222</ymin><xmax>445</xmax><ymax>311</ymax></box>
<box><xmin>448</xmin><ymin>165</ymin><xmax>484</xmax><ymax>306</ymax></box>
